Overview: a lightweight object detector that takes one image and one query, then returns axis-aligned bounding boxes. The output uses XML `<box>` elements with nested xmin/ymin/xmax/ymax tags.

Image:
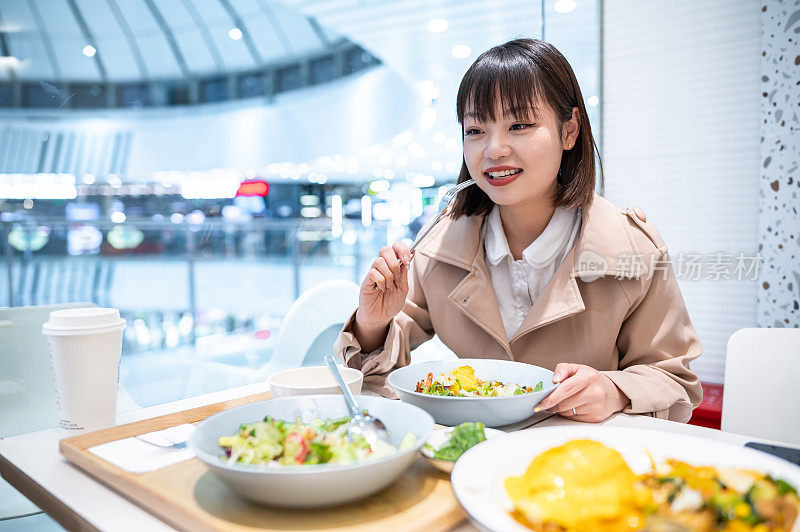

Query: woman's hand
<box><xmin>353</xmin><ymin>242</ymin><xmax>411</xmax><ymax>352</ymax></box>
<box><xmin>536</xmin><ymin>363</ymin><xmax>630</xmax><ymax>422</ymax></box>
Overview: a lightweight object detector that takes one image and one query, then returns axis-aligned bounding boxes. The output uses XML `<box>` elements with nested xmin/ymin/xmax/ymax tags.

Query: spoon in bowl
<box><xmin>324</xmin><ymin>354</ymin><xmax>391</xmax><ymax>446</ymax></box>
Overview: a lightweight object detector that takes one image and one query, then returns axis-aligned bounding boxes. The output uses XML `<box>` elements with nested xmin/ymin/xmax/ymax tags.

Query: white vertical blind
<box><xmin>602</xmin><ymin>0</ymin><xmax>761</xmax><ymax>383</ymax></box>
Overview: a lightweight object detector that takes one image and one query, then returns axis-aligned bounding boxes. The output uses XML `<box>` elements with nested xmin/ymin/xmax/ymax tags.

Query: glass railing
<box><xmin>1</xmin><ymin>217</ymin><xmax>402</xmax><ymax>356</ymax></box>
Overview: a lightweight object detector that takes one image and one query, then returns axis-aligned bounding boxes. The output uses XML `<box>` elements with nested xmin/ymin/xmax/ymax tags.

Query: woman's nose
<box><xmin>484</xmin><ymin>133</ymin><xmax>512</xmax><ymax>159</ymax></box>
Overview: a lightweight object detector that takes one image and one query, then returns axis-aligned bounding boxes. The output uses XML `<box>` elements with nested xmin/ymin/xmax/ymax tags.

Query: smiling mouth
<box><xmin>484</xmin><ymin>168</ymin><xmax>523</xmax><ymax>181</ymax></box>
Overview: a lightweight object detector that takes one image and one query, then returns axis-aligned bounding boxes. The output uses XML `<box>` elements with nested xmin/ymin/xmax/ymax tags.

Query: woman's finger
<box><xmin>378</xmin><ymin>246</ymin><xmax>402</xmax><ymax>283</ymax></box>
<box><xmin>550</xmin><ymin>392</ymin><xmax>591</xmax><ymax>415</ymax></box>
<box><xmin>552</xmin><ymin>362</ymin><xmax>582</xmax><ymax>383</ymax></box>
<box><xmin>366</xmin><ymin>269</ymin><xmax>386</xmax><ymax>292</ymax></box>
<box><xmin>537</xmin><ymin>373</ymin><xmax>587</xmax><ymax>411</ymax></box>
<box><xmin>372</xmin><ymin>257</ymin><xmax>395</xmax><ymax>289</ymax></box>
<box><xmin>396</xmin><ymin>262</ymin><xmax>409</xmax><ymax>292</ymax></box>
<box><xmin>392</xmin><ymin>241</ymin><xmax>412</xmax><ymax>264</ymax></box>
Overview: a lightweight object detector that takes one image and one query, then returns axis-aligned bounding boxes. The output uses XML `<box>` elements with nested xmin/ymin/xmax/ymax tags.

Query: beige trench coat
<box><xmin>334</xmin><ymin>194</ymin><xmax>702</xmax><ymax>422</ymax></box>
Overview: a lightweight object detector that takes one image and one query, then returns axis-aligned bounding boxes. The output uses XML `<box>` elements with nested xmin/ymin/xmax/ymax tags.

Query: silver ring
<box><xmin>572</xmin><ymin>407</ymin><xmax>577</xmax><ymax>416</ymax></box>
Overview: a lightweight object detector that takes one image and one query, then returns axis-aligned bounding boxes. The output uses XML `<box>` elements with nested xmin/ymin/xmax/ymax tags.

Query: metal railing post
<box><xmin>3</xmin><ymin>224</ymin><xmax>14</xmax><ymax>307</ymax></box>
<box><xmin>186</xmin><ymin>229</ymin><xmax>197</xmax><ymax>346</ymax></box>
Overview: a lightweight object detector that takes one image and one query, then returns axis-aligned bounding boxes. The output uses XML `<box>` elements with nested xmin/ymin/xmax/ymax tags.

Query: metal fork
<box><xmin>406</xmin><ymin>178</ymin><xmax>477</xmax><ymax>262</ymax></box>
<box><xmin>370</xmin><ymin>178</ymin><xmax>476</xmax><ymax>291</ymax></box>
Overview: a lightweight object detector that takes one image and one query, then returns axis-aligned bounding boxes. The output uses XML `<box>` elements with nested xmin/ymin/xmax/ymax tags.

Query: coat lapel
<box><xmin>448</xmin><ymin>249</ymin><xmax>511</xmax><ymax>356</ymax></box>
<box><xmin>510</xmin><ymin>247</ymin><xmax>585</xmax><ymax>342</ymax></box>
<box><xmin>416</xmin><ymin>210</ymin><xmax>511</xmax><ymax>355</ymax></box>
<box><xmin>511</xmin><ymin>195</ymin><xmax>646</xmax><ymax>342</ymax></box>
<box><xmin>414</xmin><ymin>195</ymin><xmax>646</xmax><ymax>351</ymax></box>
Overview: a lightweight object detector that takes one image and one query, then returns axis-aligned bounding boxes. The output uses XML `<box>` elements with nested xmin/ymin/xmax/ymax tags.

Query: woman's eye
<box><xmin>464</xmin><ymin>128</ymin><xmax>482</xmax><ymax>136</ymax></box>
<box><xmin>510</xmin><ymin>123</ymin><xmax>534</xmax><ymax>131</ymax></box>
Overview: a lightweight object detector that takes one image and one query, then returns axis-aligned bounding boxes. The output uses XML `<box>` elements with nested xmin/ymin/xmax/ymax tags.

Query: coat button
<box><xmin>633</xmin><ymin>207</ymin><xmax>647</xmax><ymax>222</ymax></box>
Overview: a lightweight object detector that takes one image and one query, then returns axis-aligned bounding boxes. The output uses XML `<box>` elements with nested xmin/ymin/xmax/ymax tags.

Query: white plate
<box><xmin>421</xmin><ymin>426</ymin><xmax>504</xmax><ymax>473</ymax></box>
<box><xmin>451</xmin><ymin>425</ymin><xmax>800</xmax><ymax>532</ymax></box>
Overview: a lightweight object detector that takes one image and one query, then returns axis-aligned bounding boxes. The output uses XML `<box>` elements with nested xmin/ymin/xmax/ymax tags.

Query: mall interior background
<box><xmin>1</xmin><ymin>0</ymin><xmax>796</xmax><ymax>412</ymax></box>
<box><xmin>4</xmin><ymin>0</ymin><xmax>800</xmax><ymax>528</ymax></box>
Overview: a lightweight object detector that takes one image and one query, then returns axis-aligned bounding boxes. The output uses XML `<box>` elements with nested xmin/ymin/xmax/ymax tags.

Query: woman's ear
<box><xmin>562</xmin><ymin>106</ymin><xmax>580</xmax><ymax>149</ymax></box>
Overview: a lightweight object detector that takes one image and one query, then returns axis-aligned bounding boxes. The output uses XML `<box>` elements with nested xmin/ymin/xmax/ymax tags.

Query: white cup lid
<box><xmin>43</xmin><ymin>307</ymin><xmax>126</xmax><ymax>335</ymax></box>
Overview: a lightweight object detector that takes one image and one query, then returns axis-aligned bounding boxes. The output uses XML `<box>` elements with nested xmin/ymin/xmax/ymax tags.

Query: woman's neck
<box><xmin>498</xmin><ymin>199</ymin><xmax>557</xmax><ymax>260</ymax></box>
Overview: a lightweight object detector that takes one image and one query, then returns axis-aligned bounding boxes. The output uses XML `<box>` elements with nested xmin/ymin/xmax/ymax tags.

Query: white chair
<box><xmin>721</xmin><ymin>328</ymin><xmax>800</xmax><ymax>446</ymax></box>
<box><xmin>261</xmin><ymin>280</ymin><xmax>360</xmax><ymax>375</ymax></box>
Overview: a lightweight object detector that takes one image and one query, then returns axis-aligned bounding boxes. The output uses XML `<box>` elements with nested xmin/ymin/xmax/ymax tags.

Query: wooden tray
<box><xmin>59</xmin><ymin>392</ymin><xmax>466</xmax><ymax>532</ymax></box>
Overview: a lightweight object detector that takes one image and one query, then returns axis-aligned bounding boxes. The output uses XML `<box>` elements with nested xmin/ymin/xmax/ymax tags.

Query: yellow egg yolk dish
<box><xmin>504</xmin><ymin>440</ymin><xmax>800</xmax><ymax>531</ymax></box>
<box><xmin>504</xmin><ymin>440</ymin><xmax>651</xmax><ymax>531</ymax></box>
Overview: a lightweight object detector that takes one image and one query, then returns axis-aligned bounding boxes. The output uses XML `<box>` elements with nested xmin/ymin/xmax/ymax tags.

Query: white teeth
<box><xmin>487</xmin><ymin>169</ymin><xmax>522</xmax><ymax>179</ymax></box>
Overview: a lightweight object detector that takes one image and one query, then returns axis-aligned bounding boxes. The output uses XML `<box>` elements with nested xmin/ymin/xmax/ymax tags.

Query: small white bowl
<box><xmin>268</xmin><ymin>365</ymin><xmax>363</xmax><ymax>398</ymax></box>
<box><xmin>421</xmin><ymin>426</ymin><xmax>505</xmax><ymax>473</ymax></box>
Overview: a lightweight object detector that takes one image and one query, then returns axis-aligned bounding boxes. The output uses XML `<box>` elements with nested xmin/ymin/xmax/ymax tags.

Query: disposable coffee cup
<box><xmin>42</xmin><ymin>308</ymin><xmax>126</xmax><ymax>434</ymax></box>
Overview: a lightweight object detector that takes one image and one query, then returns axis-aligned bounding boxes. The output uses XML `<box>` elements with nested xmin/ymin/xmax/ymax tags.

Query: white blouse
<box><xmin>482</xmin><ymin>205</ymin><xmax>582</xmax><ymax>340</ymax></box>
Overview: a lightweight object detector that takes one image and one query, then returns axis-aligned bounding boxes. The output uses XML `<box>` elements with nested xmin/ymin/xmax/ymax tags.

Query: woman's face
<box><xmin>462</xmin><ymin>99</ymin><xmax>577</xmax><ymax>209</ymax></box>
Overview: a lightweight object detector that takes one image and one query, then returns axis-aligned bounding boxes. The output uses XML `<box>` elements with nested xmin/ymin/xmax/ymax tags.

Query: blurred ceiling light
<box><xmin>554</xmin><ymin>0</ymin><xmax>577</xmax><ymax>13</ymax></box>
<box><xmin>0</xmin><ymin>173</ymin><xmax>77</xmax><ymax>199</ymax></box>
<box><xmin>8</xmin><ymin>226</ymin><xmax>49</xmax><ymax>252</ymax></box>
<box><xmin>107</xmin><ymin>225</ymin><xmax>144</xmax><ymax>250</ymax></box>
<box><xmin>368</xmin><ymin>180</ymin><xmax>391</xmax><ymax>194</ymax></box>
<box><xmin>110</xmin><ymin>211</ymin><xmax>126</xmax><ymax>224</ymax></box>
<box><xmin>186</xmin><ymin>210</ymin><xmax>205</xmax><ymax>225</ymax></box>
<box><xmin>228</xmin><ymin>27</ymin><xmax>243</xmax><ymax>40</ymax></box>
<box><xmin>392</xmin><ymin>130</ymin><xmax>414</xmax><ymax>147</ymax></box>
<box><xmin>587</xmin><ymin>95</ymin><xmax>600</xmax><ymax>107</ymax></box>
<box><xmin>420</xmin><ymin>106</ymin><xmax>437</xmax><ymax>131</ymax></box>
<box><xmin>331</xmin><ymin>194</ymin><xmax>343</xmax><ymax>238</ymax></box>
<box><xmin>341</xmin><ymin>229</ymin><xmax>357</xmax><ymax>246</ymax></box>
<box><xmin>413</xmin><ymin>174</ymin><xmax>436</xmax><ymax>188</ymax></box>
<box><xmin>170</xmin><ymin>213</ymin><xmax>184</xmax><ymax>224</ymax></box>
<box><xmin>416</xmin><ymin>80</ymin><xmax>439</xmax><ymax>102</ymax></box>
<box><xmin>108</xmin><ymin>175</ymin><xmax>122</xmax><ymax>187</ymax></box>
<box><xmin>0</xmin><ymin>56</ymin><xmax>20</xmax><ymax>68</ymax></box>
<box><xmin>221</xmin><ymin>205</ymin><xmax>243</xmax><ymax>220</ymax></box>
<box><xmin>181</xmin><ymin>179</ymin><xmax>238</xmax><ymax>199</ymax></box>
<box><xmin>300</xmin><ymin>207</ymin><xmax>322</xmax><ymax>218</ymax></box>
<box><xmin>427</xmin><ymin>18</ymin><xmax>448</xmax><ymax>33</ymax></box>
<box><xmin>23</xmin><ymin>198</ymin><xmax>33</xmax><ymax>209</ymax></box>
<box><xmin>300</xmin><ymin>194</ymin><xmax>320</xmax><ymax>206</ymax></box>
<box><xmin>361</xmin><ymin>195</ymin><xmax>372</xmax><ymax>226</ymax></box>
<box><xmin>82</xmin><ymin>174</ymin><xmax>95</xmax><ymax>184</ymax></box>
<box><xmin>451</xmin><ymin>45</ymin><xmax>471</xmax><ymax>59</ymax></box>
<box><xmin>82</xmin><ymin>45</ymin><xmax>96</xmax><ymax>57</ymax></box>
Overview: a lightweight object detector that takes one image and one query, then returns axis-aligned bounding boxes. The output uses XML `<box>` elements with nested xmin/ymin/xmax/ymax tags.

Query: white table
<box><xmin>0</xmin><ymin>383</ymin><xmax>787</xmax><ymax>532</ymax></box>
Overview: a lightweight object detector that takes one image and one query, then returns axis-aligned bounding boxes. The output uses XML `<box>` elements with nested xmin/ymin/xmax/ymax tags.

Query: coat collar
<box><xmin>415</xmin><ymin>193</ymin><xmax>649</xmax><ymax>279</ymax></box>
<box><xmin>414</xmin><ymin>194</ymin><xmax>649</xmax><ymax>346</ymax></box>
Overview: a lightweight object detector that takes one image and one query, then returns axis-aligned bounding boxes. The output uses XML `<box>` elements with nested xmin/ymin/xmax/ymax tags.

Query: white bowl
<box><xmin>268</xmin><ymin>365</ymin><xmax>363</xmax><ymax>398</ymax></box>
<box><xmin>421</xmin><ymin>426</ymin><xmax>505</xmax><ymax>473</ymax></box>
<box><xmin>190</xmin><ymin>395</ymin><xmax>434</xmax><ymax>507</ymax></box>
<box><xmin>387</xmin><ymin>359</ymin><xmax>558</xmax><ymax>427</ymax></box>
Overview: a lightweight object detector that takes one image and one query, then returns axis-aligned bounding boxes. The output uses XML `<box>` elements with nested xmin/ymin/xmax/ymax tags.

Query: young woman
<box><xmin>335</xmin><ymin>38</ymin><xmax>702</xmax><ymax>423</ymax></box>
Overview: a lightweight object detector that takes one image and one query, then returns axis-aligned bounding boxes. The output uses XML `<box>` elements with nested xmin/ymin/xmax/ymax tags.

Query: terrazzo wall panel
<box><xmin>758</xmin><ymin>0</ymin><xmax>800</xmax><ymax>327</ymax></box>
